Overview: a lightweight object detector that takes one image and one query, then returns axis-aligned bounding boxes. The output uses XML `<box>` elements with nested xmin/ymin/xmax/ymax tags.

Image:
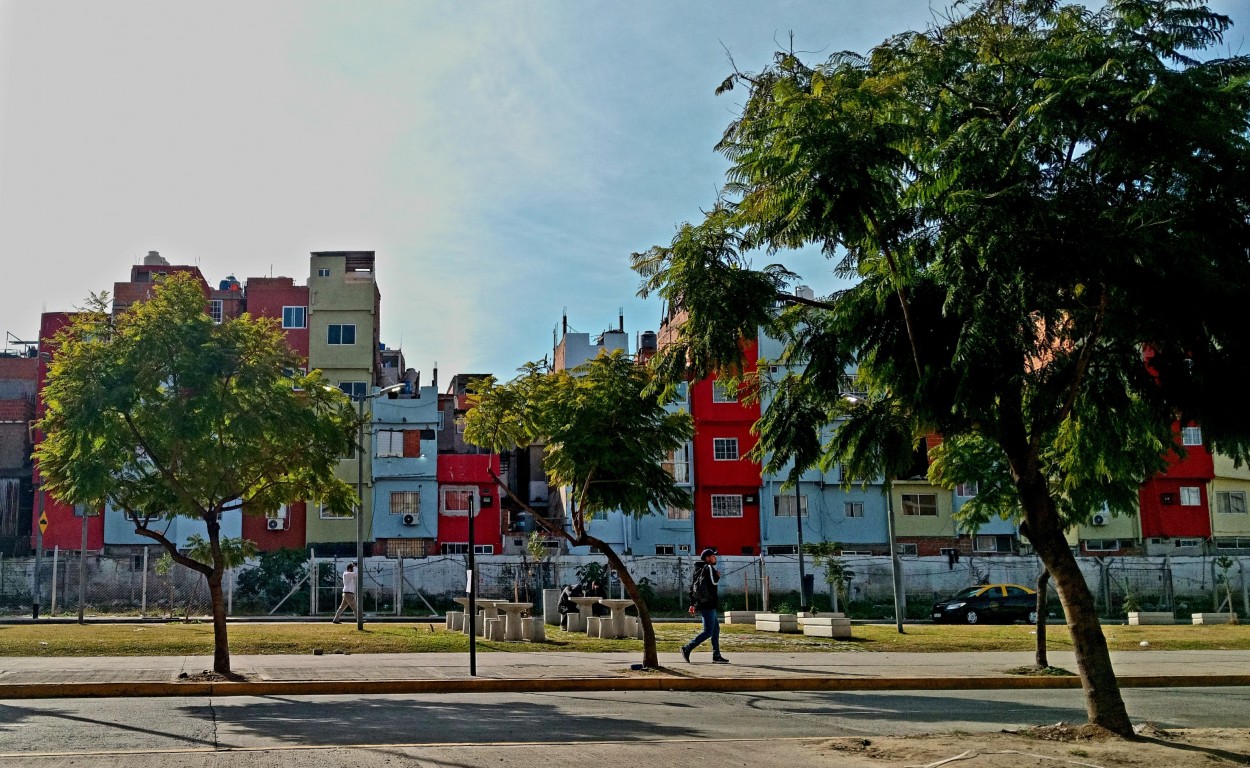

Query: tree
<box><xmin>464</xmin><ymin>351</ymin><xmax>693</xmax><ymax>668</ymax></box>
<box><xmin>36</xmin><ymin>273</ymin><xmax>358</xmax><ymax>674</ymax></box>
<box><xmin>633</xmin><ymin>0</ymin><xmax>1250</xmax><ymax>735</ymax></box>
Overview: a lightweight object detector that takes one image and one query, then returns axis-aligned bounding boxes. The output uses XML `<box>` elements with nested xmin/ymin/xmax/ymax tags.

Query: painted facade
<box><xmin>1210</xmin><ymin>452</ymin><xmax>1250</xmax><ymax>551</ymax></box>
<box><xmin>370</xmin><ymin>384</ymin><xmax>440</xmax><ymax>558</ymax></box>
<box><xmin>1138</xmin><ymin>425</ymin><xmax>1215</xmax><ymax>554</ymax></box>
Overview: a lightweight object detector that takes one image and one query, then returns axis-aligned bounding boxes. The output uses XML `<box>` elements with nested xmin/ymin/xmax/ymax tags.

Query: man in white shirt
<box><xmin>332</xmin><ymin>563</ymin><xmax>357</xmax><ymax>624</ymax></box>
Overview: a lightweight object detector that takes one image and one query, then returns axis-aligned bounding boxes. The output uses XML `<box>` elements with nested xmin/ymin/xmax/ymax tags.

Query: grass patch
<box><xmin>1</xmin><ymin>621</ymin><xmax>1248</xmax><ymax>657</ymax></box>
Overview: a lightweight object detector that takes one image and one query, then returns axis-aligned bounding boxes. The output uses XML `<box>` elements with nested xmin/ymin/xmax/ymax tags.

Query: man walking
<box><xmin>681</xmin><ymin>548</ymin><xmax>728</xmax><ymax>663</ymax></box>
<box><xmin>332</xmin><ymin>563</ymin><xmax>357</xmax><ymax>624</ymax></box>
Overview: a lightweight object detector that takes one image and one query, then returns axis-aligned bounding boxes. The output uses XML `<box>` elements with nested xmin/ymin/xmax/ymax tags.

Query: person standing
<box><xmin>681</xmin><ymin>548</ymin><xmax>728</xmax><ymax>663</ymax></box>
<box><xmin>332</xmin><ymin>563</ymin><xmax>358</xmax><ymax>624</ymax></box>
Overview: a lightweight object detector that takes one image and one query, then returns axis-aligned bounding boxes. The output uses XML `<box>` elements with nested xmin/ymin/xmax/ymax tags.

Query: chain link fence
<box><xmin>1</xmin><ymin>550</ymin><xmax>1247</xmax><ymax>620</ymax></box>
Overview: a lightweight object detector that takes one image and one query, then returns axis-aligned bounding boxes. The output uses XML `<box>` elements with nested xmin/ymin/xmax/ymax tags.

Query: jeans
<box><xmin>685</xmin><ymin>608</ymin><xmax>720</xmax><ymax>655</ymax></box>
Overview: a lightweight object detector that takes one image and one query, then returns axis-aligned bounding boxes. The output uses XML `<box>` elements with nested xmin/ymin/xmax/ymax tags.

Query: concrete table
<box><xmin>494</xmin><ymin>602</ymin><xmax>532</xmax><ymax>641</ymax></box>
<box><xmin>453</xmin><ymin>598</ymin><xmax>507</xmax><ymax>635</ymax></box>
<box><xmin>597</xmin><ymin>598</ymin><xmax>636</xmax><ymax>639</ymax></box>
<box><xmin>568</xmin><ymin>596</ymin><xmax>602</xmax><ymax>634</ymax></box>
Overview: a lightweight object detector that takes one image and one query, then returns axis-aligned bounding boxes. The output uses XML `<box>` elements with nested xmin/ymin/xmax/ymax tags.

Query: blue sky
<box><xmin>0</xmin><ymin>1</ymin><xmax>1246</xmax><ymax>380</ymax></box>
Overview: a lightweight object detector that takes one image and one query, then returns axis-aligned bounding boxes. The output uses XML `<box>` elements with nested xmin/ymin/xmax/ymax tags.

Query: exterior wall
<box><xmin>1211</xmin><ymin>453</ymin><xmax>1250</xmax><ymax>546</ymax></box>
<box><xmin>690</xmin><ymin>340</ymin><xmax>763</xmax><ymax>556</ymax></box>
<box><xmin>760</xmin><ymin>473</ymin><xmax>890</xmax><ymax>554</ymax></box>
<box><xmin>241</xmin><ymin>501</ymin><xmax>308</xmax><ymax>550</ymax></box>
<box><xmin>370</xmin><ymin>386</ymin><xmax>439</xmax><ymax>545</ymax></box>
<box><xmin>1138</xmin><ymin>429</ymin><xmax>1215</xmax><ymax>542</ymax></box>
<box><xmin>306</xmin><ymin>252</ymin><xmax>380</xmax><ymax>545</ymax></box>
<box><xmin>437</xmin><ymin>454</ymin><xmax>503</xmax><ymax>554</ymax></box>
<box><xmin>552</xmin><ymin>328</ymin><xmax>629</xmax><ymax>371</ymax></box>
<box><xmin>892</xmin><ymin>479</ymin><xmax>960</xmax><ymax>555</ymax></box>
<box><xmin>103</xmin><ymin>502</ymin><xmax>243</xmax><ymax>548</ymax></box>
<box><xmin>244</xmin><ymin>277</ymin><xmax>310</xmax><ymax>361</ymax></box>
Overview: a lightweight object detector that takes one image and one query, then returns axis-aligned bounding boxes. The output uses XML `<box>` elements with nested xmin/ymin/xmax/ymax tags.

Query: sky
<box><xmin>1</xmin><ymin>1</ymin><xmax>1246</xmax><ymax>381</ymax></box>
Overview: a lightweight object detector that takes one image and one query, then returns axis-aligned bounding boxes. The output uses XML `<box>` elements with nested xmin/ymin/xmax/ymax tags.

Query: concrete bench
<box><xmin>723</xmin><ymin>611</ymin><xmax>759</xmax><ymax>625</ymax></box>
<box><xmin>1192</xmin><ymin>612</ymin><xmax>1238</xmax><ymax>625</ymax></box>
<box><xmin>623</xmin><ymin>615</ymin><xmax>645</xmax><ymax>639</ymax></box>
<box><xmin>1128</xmin><ymin>611</ymin><xmax>1175</xmax><ymax>625</ymax></box>
<box><xmin>484</xmin><ymin>617</ymin><xmax>505</xmax><ymax>641</ymax></box>
<box><xmin>801</xmin><ymin>614</ymin><xmax>853</xmax><ymax>639</ymax></box>
<box><xmin>522</xmin><ymin>617</ymin><xmax>546</xmax><ymax>642</ymax></box>
<box><xmin>564</xmin><ymin>611</ymin><xmax>585</xmax><ymax>633</ymax></box>
<box><xmin>755</xmin><ymin>612</ymin><xmax>800</xmax><ymax>633</ymax></box>
<box><xmin>586</xmin><ymin>617</ymin><xmax>603</xmax><ymax>637</ymax></box>
<box><xmin>445</xmin><ymin>611</ymin><xmax>464</xmax><ymax>632</ymax></box>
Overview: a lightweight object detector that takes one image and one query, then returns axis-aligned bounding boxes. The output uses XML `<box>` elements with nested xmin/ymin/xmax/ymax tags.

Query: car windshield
<box><xmin>951</xmin><ymin>587</ymin><xmax>983</xmax><ymax>598</ymax></box>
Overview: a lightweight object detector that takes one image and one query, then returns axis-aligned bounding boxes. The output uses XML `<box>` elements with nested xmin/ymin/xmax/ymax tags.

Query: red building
<box><xmin>238</xmin><ymin>276</ymin><xmax>311</xmax><ymax>550</ymax></box>
<box><xmin>1138</xmin><ymin>424</ymin><xmax>1215</xmax><ymax>543</ymax></box>
<box><xmin>690</xmin><ymin>339</ymin><xmax>763</xmax><ymax>556</ymax></box>
<box><xmin>437</xmin><ymin>454</ymin><xmax>503</xmax><ymax>555</ymax></box>
<box><xmin>32</xmin><ymin>311</ymin><xmax>105</xmax><ymax>553</ymax></box>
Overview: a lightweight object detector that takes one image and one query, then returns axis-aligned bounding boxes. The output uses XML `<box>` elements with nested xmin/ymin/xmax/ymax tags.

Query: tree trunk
<box><xmin>1020</xmin><ymin>481</ymin><xmax>1131</xmax><ymax>736</ymax></box>
<box><xmin>583</xmin><ymin>533</ymin><xmax>660</xmax><ymax>668</ymax></box>
<box><xmin>1035</xmin><ymin>569</ymin><xmax>1049</xmax><ymax>669</ymax></box>
<box><xmin>208</xmin><ymin>567</ymin><xmax>231</xmax><ymax>675</ymax></box>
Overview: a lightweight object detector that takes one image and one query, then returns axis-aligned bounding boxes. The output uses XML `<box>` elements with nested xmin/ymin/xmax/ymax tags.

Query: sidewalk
<box><xmin>3</xmin><ymin>649</ymin><xmax>1250</xmax><ymax>699</ymax></box>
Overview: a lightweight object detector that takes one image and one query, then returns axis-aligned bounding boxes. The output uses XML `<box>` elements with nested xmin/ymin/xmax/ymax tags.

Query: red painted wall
<box><xmin>1138</xmin><ymin>424</ymin><xmax>1214</xmax><ymax>539</ymax></box>
<box><xmin>240</xmin><ymin>501</ymin><xmax>308</xmax><ymax>552</ymax></box>
<box><xmin>690</xmin><ymin>340</ymin><xmax>762</xmax><ymax>556</ymax></box>
<box><xmin>244</xmin><ymin>278</ymin><xmax>310</xmax><ymax>361</ymax></box>
<box><xmin>33</xmin><ymin>312</ymin><xmax>105</xmax><ymax>551</ymax></box>
<box><xmin>437</xmin><ymin>454</ymin><xmax>502</xmax><ymax>552</ymax></box>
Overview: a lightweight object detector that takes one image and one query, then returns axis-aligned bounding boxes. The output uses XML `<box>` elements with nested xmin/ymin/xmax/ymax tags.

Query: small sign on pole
<box><xmin>38</xmin><ymin>513</ymin><xmax>49</xmax><ymax>536</ymax></box>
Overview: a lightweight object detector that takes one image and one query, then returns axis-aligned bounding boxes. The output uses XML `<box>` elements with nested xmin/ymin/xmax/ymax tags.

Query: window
<box><xmin>441</xmin><ymin>487</ymin><xmax>476</xmax><ymax>516</ymax></box>
<box><xmin>328</xmin><ymin>324</ymin><xmax>356</xmax><ymax>345</ymax></box>
<box><xmin>712</xmin><ymin>438</ymin><xmax>739</xmax><ymax>461</ymax></box>
<box><xmin>975</xmin><ymin>534</ymin><xmax>1015</xmax><ymax>553</ymax></box>
<box><xmin>440</xmin><ymin>542</ymin><xmax>490</xmax><ymax>555</ymax></box>
<box><xmin>711</xmin><ymin>494</ymin><xmax>744</xmax><ymax>518</ymax></box>
<box><xmin>208</xmin><ymin>300</ymin><xmax>223</xmax><ymax>324</ymax></box>
<box><xmin>712</xmin><ymin>380</ymin><xmax>738</xmax><ymax>403</ymax></box>
<box><xmin>282</xmin><ymin>306</ymin><xmax>307</xmax><ymax>329</ymax></box>
<box><xmin>455</xmin><ymin>416</ymin><xmax>467</xmax><ymax>436</ymax></box>
<box><xmin>897</xmin><ymin>543</ymin><xmax>919</xmax><ymax>556</ymax></box>
<box><xmin>774</xmin><ymin>494</ymin><xmax>808</xmax><ymax>517</ymax></box>
<box><xmin>655</xmin><ymin>544</ymin><xmax>675</xmax><ymax>555</ymax></box>
<box><xmin>1179</xmin><ymin>486</ymin><xmax>1202</xmax><ymax>506</ymax></box>
<box><xmin>390</xmin><ymin>491</ymin><xmax>419</xmax><ymax>516</ymax></box>
<box><xmin>375</xmin><ymin>430</ymin><xmax>404</xmax><ymax>458</ymax></box>
<box><xmin>437</xmin><ymin>412</ymin><xmax>445</xmax><ymax>431</ymax></box>
<box><xmin>1181</xmin><ymin>426</ymin><xmax>1203</xmax><ymax>446</ymax></box>
<box><xmin>901</xmin><ymin>493</ymin><xmax>938</xmax><ymax>516</ymax></box>
<box><xmin>1216</xmin><ymin>537</ymin><xmax>1250</xmax><ymax>550</ymax></box>
<box><xmin>956</xmin><ymin>482</ymin><xmax>978</xmax><ymax>497</ymax></box>
<box><xmin>590</xmin><ymin>510</ymin><xmax>608</xmax><ymax>521</ymax></box>
<box><xmin>317</xmin><ymin>267</ymin><xmax>331</xmax><ymax>277</ymax></box>
<box><xmin>124</xmin><ymin>509</ymin><xmax>158</xmax><ymax>523</ymax></box>
<box><xmin>766</xmin><ymin>545</ymin><xmax>798</xmax><ymax>555</ymax></box>
<box><xmin>1175</xmin><ymin>538</ymin><xmax>1202</xmax><ymax>548</ymax></box>
<box><xmin>844</xmin><ymin>501</ymin><xmax>864</xmax><ymax>518</ymax></box>
<box><xmin>339</xmin><ymin>381</ymin><xmax>366</xmax><ymax>401</ymax></box>
<box><xmin>319</xmin><ymin>502</ymin><xmax>353</xmax><ymax>519</ymax></box>
<box><xmin>662</xmin><ymin>444</ymin><xmax>691</xmax><ymax>484</ymax></box>
<box><xmin>1217</xmin><ymin>491</ymin><xmax>1248</xmax><ymax>515</ymax></box>
<box><xmin>673</xmin><ymin>381</ymin><xmax>689</xmax><ymax>403</ymax></box>
<box><xmin>1005</xmin><ymin>586</ymin><xmax>1030</xmax><ymax>597</ymax></box>
<box><xmin>666</xmin><ymin>505</ymin><xmax>691</xmax><ymax>521</ymax></box>
<box><xmin>1085</xmin><ymin>539</ymin><xmax>1120</xmax><ymax>552</ymax></box>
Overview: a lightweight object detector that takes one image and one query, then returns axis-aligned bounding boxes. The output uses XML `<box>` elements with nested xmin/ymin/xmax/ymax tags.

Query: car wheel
<box><xmin>1027</xmin><ymin>610</ymin><xmax>1039</xmax><ymax>625</ymax></box>
<box><xmin>964</xmin><ymin>610</ymin><xmax>979</xmax><ymax>625</ymax></box>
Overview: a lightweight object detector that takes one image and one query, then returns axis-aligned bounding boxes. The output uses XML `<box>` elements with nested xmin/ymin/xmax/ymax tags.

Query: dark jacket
<box><xmin>689</xmin><ymin>561</ymin><xmax>720</xmax><ymax>611</ymax></box>
<box><xmin>557</xmin><ymin>584</ymin><xmax>583</xmax><ymax>614</ymax></box>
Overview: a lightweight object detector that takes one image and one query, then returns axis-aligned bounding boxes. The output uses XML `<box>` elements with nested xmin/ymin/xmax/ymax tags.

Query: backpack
<box><xmin>689</xmin><ymin>564</ymin><xmax>713</xmax><ymax>605</ymax></box>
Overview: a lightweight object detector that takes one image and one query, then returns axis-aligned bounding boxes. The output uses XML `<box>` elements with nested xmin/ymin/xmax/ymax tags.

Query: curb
<box><xmin>3</xmin><ymin>674</ymin><xmax>1250</xmax><ymax>700</ymax></box>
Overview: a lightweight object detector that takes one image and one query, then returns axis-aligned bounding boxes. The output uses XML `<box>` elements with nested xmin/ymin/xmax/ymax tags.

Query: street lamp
<box><xmin>355</xmin><ymin>382</ymin><xmax>407</xmax><ymax>631</ymax></box>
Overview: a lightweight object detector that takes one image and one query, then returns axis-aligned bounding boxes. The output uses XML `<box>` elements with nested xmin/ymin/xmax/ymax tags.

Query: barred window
<box><xmin>390</xmin><ymin>491</ymin><xmax>419</xmax><ymax>516</ymax></box>
<box><xmin>712</xmin><ymin>438</ymin><xmax>738</xmax><ymax>461</ymax></box>
<box><xmin>711</xmin><ymin>495</ymin><xmax>743</xmax><ymax>518</ymax></box>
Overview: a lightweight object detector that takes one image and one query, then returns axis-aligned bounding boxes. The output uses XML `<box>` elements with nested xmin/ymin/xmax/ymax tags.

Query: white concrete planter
<box><xmin>1127</xmin><ymin>611</ymin><xmax>1174</xmax><ymax>625</ymax></box>
<box><xmin>1191</xmin><ymin>612</ymin><xmax>1238</xmax><ymax>625</ymax></box>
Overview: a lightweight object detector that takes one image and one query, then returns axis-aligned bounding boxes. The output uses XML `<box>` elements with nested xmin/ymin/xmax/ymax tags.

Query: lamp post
<box><xmin>884</xmin><ymin>477</ymin><xmax>905</xmax><ymax>634</ymax></box>
<box><xmin>792</xmin><ymin>468</ymin><xmax>807</xmax><ymax>614</ymax></box>
<box><xmin>355</xmin><ymin>382</ymin><xmax>406</xmax><ymax>631</ymax></box>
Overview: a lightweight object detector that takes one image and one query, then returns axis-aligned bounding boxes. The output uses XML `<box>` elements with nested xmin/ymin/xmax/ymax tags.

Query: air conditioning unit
<box><xmin>266</xmin><ymin>518</ymin><xmax>285</xmax><ymax>531</ymax></box>
<box><xmin>480</xmin><ymin>495</ymin><xmax>492</xmax><ymax>506</ymax></box>
<box><xmin>402</xmin><ymin>513</ymin><xmax>418</xmax><ymax>526</ymax></box>
<box><xmin>677</xmin><ymin>544</ymin><xmax>691</xmax><ymax>553</ymax></box>
<box><xmin>1092</xmin><ymin>513</ymin><xmax>1108</xmax><ymax>526</ymax></box>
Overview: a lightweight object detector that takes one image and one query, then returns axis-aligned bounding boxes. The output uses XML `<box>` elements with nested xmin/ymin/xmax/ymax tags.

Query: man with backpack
<box><xmin>681</xmin><ymin>548</ymin><xmax>729</xmax><ymax>664</ymax></box>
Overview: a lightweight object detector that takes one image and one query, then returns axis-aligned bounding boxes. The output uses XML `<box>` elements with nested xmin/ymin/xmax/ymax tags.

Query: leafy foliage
<box><xmin>634</xmin><ymin>0</ymin><xmax>1250</xmax><ymax>734</ymax></box>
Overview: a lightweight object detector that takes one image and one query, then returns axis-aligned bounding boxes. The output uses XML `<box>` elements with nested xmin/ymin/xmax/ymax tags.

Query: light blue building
<box><xmin>103</xmin><ymin>503</ymin><xmax>243</xmax><ymax>548</ymax></box>
<box><xmin>370</xmin><ymin>384</ymin><xmax>440</xmax><ymax>554</ymax></box>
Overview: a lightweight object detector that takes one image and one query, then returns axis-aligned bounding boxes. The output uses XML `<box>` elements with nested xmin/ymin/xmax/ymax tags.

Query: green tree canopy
<box><xmin>37</xmin><ymin>272</ymin><xmax>358</xmax><ymax>673</ymax></box>
<box><xmin>633</xmin><ymin>0</ymin><xmax>1250</xmax><ymax>735</ymax></box>
<box><xmin>465</xmin><ymin>351</ymin><xmax>693</xmax><ymax>667</ymax></box>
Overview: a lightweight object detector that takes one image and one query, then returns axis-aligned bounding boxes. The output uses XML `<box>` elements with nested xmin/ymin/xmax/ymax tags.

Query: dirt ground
<box><xmin>816</xmin><ymin>724</ymin><xmax>1250</xmax><ymax>767</ymax></box>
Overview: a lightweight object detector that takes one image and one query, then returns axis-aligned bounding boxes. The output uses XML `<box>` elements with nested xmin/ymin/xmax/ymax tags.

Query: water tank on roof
<box><xmin>219</xmin><ymin>275</ymin><xmax>241</xmax><ymax>291</ymax></box>
<box><xmin>639</xmin><ymin>331</ymin><xmax>657</xmax><ymax>352</ymax></box>
<box><xmin>795</xmin><ymin>285</ymin><xmax>815</xmax><ymax>301</ymax></box>
<box><xmin>143</xmin><ymin>250</ymin><xmax>170</xmax><ymax>266</ymax></box>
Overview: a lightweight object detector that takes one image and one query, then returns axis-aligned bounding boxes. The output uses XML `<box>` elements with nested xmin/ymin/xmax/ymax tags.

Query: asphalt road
<box><xmin>2</xmin><ymin>687</ymin><xmax>1249</xmax><ymax>766</ymax></box>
